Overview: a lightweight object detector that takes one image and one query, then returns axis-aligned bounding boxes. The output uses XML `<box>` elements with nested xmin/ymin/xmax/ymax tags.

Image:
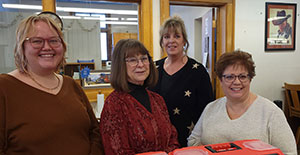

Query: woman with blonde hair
<box><xmin>0</xmin><ymin>14</ymin><xmax>103</xmax><ymax>154</ymax></box>
<box><xmin>152</xmin><ymin>15</ymin><xmax>214</xmax><ymax>147</ymax></box>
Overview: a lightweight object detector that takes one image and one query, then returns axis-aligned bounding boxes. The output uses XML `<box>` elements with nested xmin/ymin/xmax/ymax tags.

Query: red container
<box><xmin>170</xmin><ymin>139</ymin><xmax>283</xmax><ymax>155</ymax></box>
<box><xmin>136</xmin><ymin>139</ymin><xmax>283</xmax><ymax>155</ymax></box>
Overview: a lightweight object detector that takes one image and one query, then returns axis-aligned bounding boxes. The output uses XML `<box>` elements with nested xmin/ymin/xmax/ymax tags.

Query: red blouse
<box><xmin>100</xmin><ymin>90</ymin><xmax>179</xmax><ymax>155</ymax></box>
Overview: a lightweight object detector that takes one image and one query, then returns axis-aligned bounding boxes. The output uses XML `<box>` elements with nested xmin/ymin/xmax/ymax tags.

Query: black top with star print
<box><xmin>151</xmin><ymin>57</ymin><xmax>214</xmax><ymax>147</ymax></box>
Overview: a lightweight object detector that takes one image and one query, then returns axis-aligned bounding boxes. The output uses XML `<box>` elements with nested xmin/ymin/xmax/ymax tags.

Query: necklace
<box><xmin>28</xmin><ymin>73</ymin><xmax>60</xmax><ymax>91</ymax></box>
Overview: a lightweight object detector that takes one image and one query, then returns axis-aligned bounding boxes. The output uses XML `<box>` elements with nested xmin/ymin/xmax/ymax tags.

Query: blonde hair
<box><xmin>159</xmin><ymin>15</ymin><xmax>189</xmax><ymax>52</ymax></box>
<box><xmin>14</xmin><ymin>14</ymin><xmax>67</xmax><ymax>73</ymax></box>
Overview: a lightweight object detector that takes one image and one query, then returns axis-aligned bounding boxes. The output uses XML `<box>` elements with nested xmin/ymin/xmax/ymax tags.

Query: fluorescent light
<box><xmin>57</xmin><ymin>6</ymin><xmax>137</xmax><ymax>15</ymax></box>
<box><xmin>103</xmin><ymin>21</ymin><xmax>137</xmax><ymax>25</ymax></box>
<box><xmin>83</xmin><ymin>17</ymin><xmax>121</xmax><ymax>22</ymax></box>
<box><xmin>126</xmin><ymin>18</ymin><xmax>138</xmax><ymax>21</ymax></box>
<box><xmin>104</xmin><ymin>17</ymin><xmax>119</xmax><ymax>21</ymax></box>
<box><xmin>2</xmin><ymin>4</ymin><xmax>42</xmax><ymax>10</ymax></box>
<box><xmin>2</xmin><ymin>3</ymin><xmax>138</xmax><ymax>15</ymax></box>
<box><xmin>60</xmin><ymin>16</ymin><xmax>81</xmax><ymax>19</ymax></box>
<box><xmin>75</xmin><ymin>13</ymin><xmax>91</xmax><ymax>17</ymax></box>
<box><xmin>59</xmin><ymin>16</ymin><xmax>137</xmax><ymax>25</ymax></box>
<box><xmin>83</xmin><ymin>17</ymin><xmax>101</xmax><ymax>20</ymax></box>
<box><xmin>83</xmin><ymin>17</ymin><xmax>138</xmax><ymax>25</ymax></box>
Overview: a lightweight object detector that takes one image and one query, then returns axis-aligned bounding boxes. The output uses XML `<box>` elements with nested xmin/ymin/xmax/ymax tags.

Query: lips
<box><xmin>168</xmin><ymin>45</ymin><xmax>177</xmax><ymax>49</ymax></box>
<box><xmin>230</xmin><ymin>87</ymin><xmax>243</xmax><ymax>91</ymax></box>
<box><xmin>39</xmin><ymin>53</ymin><xmax>55</xmax><ymax>57</ymax></box>
<box><xmin>135</xmin><ymin>70</ymin><xmax>145</xmax><ymax>74</ymax></box>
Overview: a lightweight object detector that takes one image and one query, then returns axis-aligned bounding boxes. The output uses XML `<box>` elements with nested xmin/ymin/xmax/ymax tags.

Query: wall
<box><xmin>170</xmin><ymin>6</ymin><xmax>211</xmax><ymax>62</ymax></box>
<box><xmin>235</xmin><ymin>0</ymin><xmax>300</xmax><ymax>102</ymax></box>
<box><xmin>0</xmin><ymin>12</ymin><xmax>32</xmax><ymax>73</ymax></box>
<box><xmin>63</xmin><ymin>19</ymin><xmax>102</xmax><ymax>69</ymax></box>
<box><xmin>152</xmin><ymin>0</ymin><xmax>161</xmax><ymax>61</ymax></box>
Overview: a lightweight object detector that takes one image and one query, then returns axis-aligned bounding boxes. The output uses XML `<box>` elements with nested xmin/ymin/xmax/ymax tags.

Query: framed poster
<box><xmin>82</xmin><ymin>70</ymin><xmax>111</xmax><ymax>88</ymax></box>
<box><xmin>265</xmin><ymin>2</ymin><xmax>297</xmax><ymax>51</ymax></box>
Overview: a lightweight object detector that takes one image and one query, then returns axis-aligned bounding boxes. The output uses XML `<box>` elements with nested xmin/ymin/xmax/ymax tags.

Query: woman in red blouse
<box><xmin>100</xmin><ymin>39</ymin><xmax>179</xmax><ymax>155</ymax></box>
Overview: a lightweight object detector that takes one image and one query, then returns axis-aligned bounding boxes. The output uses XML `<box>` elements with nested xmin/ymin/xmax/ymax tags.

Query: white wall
<box><xmin>153</xmin><ymin>0</ymin><xmax>161</xmax><ymax>61</ymax></box>
<box><xmin>170</xmin><ymin>6</ymin><xmax>211</xmax><ymax>61</ymax></box>
<box><xmin>235</xmin><ymin>0</ymin><xmax>300</xmax><ymax>102</ymax></box>
<box><xmin>63</xmin><ymin>19</ymin><xmax>102</xmax><ymax>69</ymax></box>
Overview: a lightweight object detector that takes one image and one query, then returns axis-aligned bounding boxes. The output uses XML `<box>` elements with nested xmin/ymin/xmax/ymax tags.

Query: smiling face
<box><xmin>24</xmin><ymin>21</ymin><xmax>64</xmax><ymax>74</ymax></box>
<box><xmin>162</xmin><ymin>28</ymin><xmax>186</xmax><ymax>57</ymax></box>
<box><xmin>221</xmin><ymin>65</ymin><xmax>251</xmax><ymax>102</ymax></box>
<box><xmin>126</xmin><ymin>54</ymin><xmax>150</xmax><ymax>85</ymax></box>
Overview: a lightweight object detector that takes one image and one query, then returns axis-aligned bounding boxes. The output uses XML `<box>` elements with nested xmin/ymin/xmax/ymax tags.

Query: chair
<box><xmin>284</xmin><ymin>83</ymin><xmax>300</xmax><ymax>118</ymax></box>
<box><xmin>284</xmin><ymin>83</ymin><xmax>300</xmax><ymax>146</ymax></box>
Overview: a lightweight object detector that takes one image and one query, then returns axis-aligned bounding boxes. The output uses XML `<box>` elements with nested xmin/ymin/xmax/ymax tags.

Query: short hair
<box><xmin>216</xmin><ymin>50</ymin><xmax>256</xmax><ymax>80</ymax></box>
<box><xmin>14</xmin><ymin>14</ymin><xmax>67</xmax><ymax>74</ymax></box>
<box><xmin>159</xmin><ymin>15</ymin><xmax>189</xmax><ymax>52</ymax></box>
<box><xmin>110</xmin><ymin>39</ymin><xmax>158</xmax><ymax>92</ymax></box>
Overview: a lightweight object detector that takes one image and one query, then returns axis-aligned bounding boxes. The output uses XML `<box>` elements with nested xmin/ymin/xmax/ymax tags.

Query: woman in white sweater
<box><xmin>187</xmin><ymin>50</ymin><xmax>297</xmax><ymax>155</ymax></box>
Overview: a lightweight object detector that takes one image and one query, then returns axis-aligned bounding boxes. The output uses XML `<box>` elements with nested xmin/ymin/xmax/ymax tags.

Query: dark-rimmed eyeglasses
<box><xmin>125</xmin><ymin>55</ymin><xmax>149</xmax><ymax>66</ymax></box>
<box><xmin>25</xmin><ymin>37</ymin><xmax>62</xmax><ymax>49</ymax></box>
<box><xmin>222</xmin><ymin>74</ymin><xmax>250</xmax><ymax>83</ymax></box>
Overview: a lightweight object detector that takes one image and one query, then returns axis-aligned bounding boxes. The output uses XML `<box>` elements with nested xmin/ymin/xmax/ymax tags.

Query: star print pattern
<box><xmin>184</xmin><ymin>90</ymin><xmax>191</xmax><ymax>97</ymax></box>
<box><xmin>192</xmin><ymin>63</ymin><xmax>199</xmax><ymax>69</ymax></box>
<box><xmin>151</xmin><ymin>57</ymin><xmax>214</xmax><ymax>147</ymax></box>
<box><xmin>173</xmin><ymin>107</ymin><xmax>180</xmax><ymax>115</ymax></box>
<box><xmin>187</xmin><ymin>122</ymin><xmax>195</xmax><ymax>135</ymax></box>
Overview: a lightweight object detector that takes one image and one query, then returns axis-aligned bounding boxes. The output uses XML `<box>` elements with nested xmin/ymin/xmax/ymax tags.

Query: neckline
<box><xmin>224</xmin><ymin>95</ymin><xmax>258</xmax><ymax>121</ymax></box>
<box><xmin>162</xmin><ymin>57</ymin><xmax>189</xmax><ymax>77</ymax></box>
<box><xmin>27</xmin><ymin>73</ymin><xmax>61</xmax><ymax>91</ymax></box>
<box><xmin>4</xmin><ymin>73</ymin><xmax>64</xmax><ymax>96</ymax></box>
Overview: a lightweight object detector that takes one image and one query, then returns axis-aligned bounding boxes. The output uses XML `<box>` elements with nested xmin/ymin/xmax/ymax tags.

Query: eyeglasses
<box><xmin>25</xmin><ymin>37</ymin><xmax>62</xmax><ymax>49</ymax></box>
<box><xmin>222</xmin><ymin>74</ymin><xmax>250</xmax><ymax>83</ymax></box>
<box><xmin>125</xmin><ymin>55</ymin><xmax>149</xmax><ymax>66</ymax></box>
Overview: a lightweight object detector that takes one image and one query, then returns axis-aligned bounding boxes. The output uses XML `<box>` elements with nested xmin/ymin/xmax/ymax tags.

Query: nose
<box><xmin>169</xmin><ymin>36</ymin><xmax>175</xmax><ymax>42</ymax></box>
<box><xmin>232</xmin><ymin>76</ymin><xmax>242</xmax><ymax>84</ymax></box>
<box><xmin>136</xmin><ymin>59</ymin><xmax>145</xmax><ymax>67</ymax></box>
<box><xmin>42</xmin><ymin>40</ymin><xmax>52</xmax><ymax>50</ymax></box>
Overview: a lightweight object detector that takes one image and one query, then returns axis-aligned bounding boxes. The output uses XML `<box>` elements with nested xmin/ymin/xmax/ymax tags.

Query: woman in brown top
<box><xmin>0</xmin><ymin>14</ymin><xmax>104</xmax><ymax>155</ymax></box>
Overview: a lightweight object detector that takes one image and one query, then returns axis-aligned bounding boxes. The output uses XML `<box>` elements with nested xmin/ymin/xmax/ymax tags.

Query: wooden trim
<box><xmin>160</xmin><ymin>0</ymin><xmax>170</xmax><ymax>58</ymax></box>
<box><xmin>225</xmin><ymin>2</ymin><xmax>235</xmax><ymax>52</ymax></box>
<box><xmin>170</xmin><ymin>0</ymin><xmax>232</xmax><ymax>6</ymax></box>
<box><xmin>42</xmin><ymin>0</ymin><xmax>56</xmax><ymax>12</ymax></box>
<box><xmin>215</xmin><ymin>6</ymin><xmax>225</xmax><ymax>98</ymax></box>
<box><xmin>139</xmin><ymin>0</ymin><xmax>153</xmax><ymax>57</ymax></box>
<box><xmin>163</xmin><ymin>0</ymin><xmax>235</xmax><ymax>99</ymax></box>
<box><xmin>90</xmin><ymin>0</ymin><xmax>140</xmax><ymax>2</ymax></box>
<box><xmin>160</xmin><ymin>0</ymin><xmax>170</xmax><ymax>24</ymax></box>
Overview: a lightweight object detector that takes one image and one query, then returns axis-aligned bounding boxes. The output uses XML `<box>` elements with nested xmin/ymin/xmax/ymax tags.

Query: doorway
<box><xmin>160</xmin><ymin>0</ymin><xmax>235</xmax><ymax>98</ymax></box>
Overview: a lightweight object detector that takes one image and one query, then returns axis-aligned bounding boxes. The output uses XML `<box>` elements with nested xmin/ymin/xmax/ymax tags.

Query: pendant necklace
<box><xmin>28</xmin><ymin>73</ymin><xmax>60</xmax><ymax>91</ymax></box>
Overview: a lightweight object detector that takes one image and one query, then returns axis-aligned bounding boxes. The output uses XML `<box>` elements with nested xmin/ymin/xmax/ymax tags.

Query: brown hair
<box><xmin>159</xmin><ymin>15</ymin><xmax>189</xmax><ymax>52</ymax></box>
<box><xmin>14</xmin><ymin>14</ymin><xmax>67</xmax><ymax>73</ymax></box>
<box><xmin>216</xmin><ymin>50</ymin><xmax>256</xmax><ymax>80</ymax></box>
<box><xmin>110</xmin><ymin>39</ymin><xmax>158</xmax><ymax>92</ymax></box>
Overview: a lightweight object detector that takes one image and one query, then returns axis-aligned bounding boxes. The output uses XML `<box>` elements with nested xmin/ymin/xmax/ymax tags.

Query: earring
<box><xmin>183</xmin><ymin>44</ymin><xmax>187</xmax><ymax>51</ymax></box>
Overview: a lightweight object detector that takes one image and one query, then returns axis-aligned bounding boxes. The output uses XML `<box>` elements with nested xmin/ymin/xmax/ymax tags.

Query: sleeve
<box><xmin>158</xmin><ymin>96</ymin><xmax>180</xmax><ymax>152</ymax></box>
<box><xmin>268</xmin><ymin>109</ymin><xmax>297</xmax><ymax>155</ymax></box>
<box><xmin>0</xmin><ymin>81</ymin><xmax>7</xmax><ymax>155</ymax></box>
<box><xmin>193</xmin><ymin>65</ymin><xmax>214</xmax><ymax>123</ymax></box>
<box><xmin>99</xmin><ymin>95</ymin><xmax>136</xmax><ymax>155</ymax></box>
<box><xmin>73</xmin><ymin>80</ymin><xmax>104</xmax><ymax>155</ymax></box>
<box><xmin>85</xmin><ymin>97</ymin><xmax>104</xmax><ymax>155</ymax></box>
<box><xmin>198</xmin><ymin>66</ymin><xmax>214</xmax><ymax>106</ymax></box>
<box><xmin>166</xmin><ymin>125</ymin><xmax>180</xmax><ymax>153</ymax></box>
<box><xmin>187</xmin><ymin>106</ymin><xmax>206</xmax><ymax>147</ymax></box>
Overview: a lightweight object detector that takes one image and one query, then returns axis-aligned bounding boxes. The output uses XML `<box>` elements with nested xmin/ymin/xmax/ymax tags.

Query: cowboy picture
<box><xmin>268</xmin><ymin>9</ymin><xmax>293</xmax><ymax>45</ymax></box>
<box><xmin>265</xmin><ymin>3</ymin><xmax>296</xmax><ymax>50</ymax></box>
